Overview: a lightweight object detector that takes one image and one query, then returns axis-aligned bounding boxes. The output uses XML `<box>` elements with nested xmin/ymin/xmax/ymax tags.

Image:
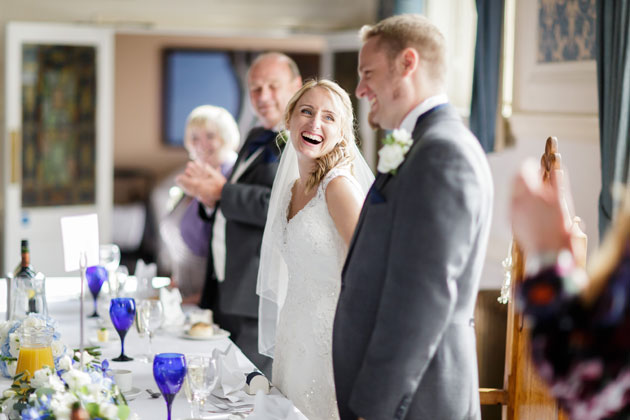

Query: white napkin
<box><xmin>189</xmin><ymin>308</ymin><xmax>214</xmax><ymax>325</ymax></box>
<box><xmin>159</xmin><ymin>287</ymin><xmax>186</xmax><ymax>327</ymax></box>
<box><xmin>134</xmin><ymin>259</ymin><xmax>157</xmax><ymax>279</ymax></box>
<box><xmin>211</xmin><ymin>345</ymin><xmax>251</xmax><ymax>402</ymax></box>
<box><xmin>134</xmin><ymin>259</ymin><xmax>157</xmax><ymax>299</ymax></box>
<box><xmin>245</xmin><ymin>392</ymin><xmax>307</xmax><ymax>420</ymax></box>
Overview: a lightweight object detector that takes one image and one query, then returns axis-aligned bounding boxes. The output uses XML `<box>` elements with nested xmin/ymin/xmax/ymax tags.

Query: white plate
<box><xmin>122</xmin><ymin>387</ymin><xmax>142</xmax><ymax>401</ymax></box>
<box><xmin>180</xmin><ymin>327</ymin><xmax>230</xmax><ymax>341</ymax></box>
<box><xmin>88</xmin><ymin>334</ymin><xmax>120</xmax><ymax>347</ymax></box>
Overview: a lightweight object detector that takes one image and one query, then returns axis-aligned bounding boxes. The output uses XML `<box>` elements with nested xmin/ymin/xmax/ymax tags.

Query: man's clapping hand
<box><xmin>175</xmin><ymin>160</ymin><xmax>227</xmax><ymax>208</ymax></box>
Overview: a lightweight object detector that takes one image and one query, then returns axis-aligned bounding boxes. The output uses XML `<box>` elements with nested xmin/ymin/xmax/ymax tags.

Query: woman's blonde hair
<box><xmin>184</xmin><ymin>105</ymin><xmax>240</xmax><ymax>162</ymax></box>
<box><xmin>284</xmin><ymin>79</ymin><xmax>356</xmax><ymax>192</ymax></box>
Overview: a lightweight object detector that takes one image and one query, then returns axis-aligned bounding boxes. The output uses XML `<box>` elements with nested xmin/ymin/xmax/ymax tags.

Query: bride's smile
<box><xmin>301</xmin><ymin>132</ymin><xmax>322</xmax><ymax>145</ymax></box>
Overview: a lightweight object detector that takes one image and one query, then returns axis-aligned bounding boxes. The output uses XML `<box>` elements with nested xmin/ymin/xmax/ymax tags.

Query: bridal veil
<box><xmin>256</xmin><ymin>137</ymin><xmax>374</xmax><ymax>358</ymax></box>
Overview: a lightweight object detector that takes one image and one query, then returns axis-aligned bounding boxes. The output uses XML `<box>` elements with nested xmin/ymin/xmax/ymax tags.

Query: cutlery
<box><xmin>145</xmin><ymin>388</ymin><xmax>161</xmax><ymax>398</ymax></box>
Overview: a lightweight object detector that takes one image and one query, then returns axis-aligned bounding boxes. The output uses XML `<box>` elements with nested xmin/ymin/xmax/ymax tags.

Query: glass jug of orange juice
<box><xmin>15</xmin><ymin>325</ymin><xmax>54</xmax><ymax>381</ymax></box>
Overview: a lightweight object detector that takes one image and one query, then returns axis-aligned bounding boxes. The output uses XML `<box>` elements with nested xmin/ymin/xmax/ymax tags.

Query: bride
<box><xmin>257</xmin><ymin>79</ymin><xmax>374</xmax><ymax>419</ymax></box>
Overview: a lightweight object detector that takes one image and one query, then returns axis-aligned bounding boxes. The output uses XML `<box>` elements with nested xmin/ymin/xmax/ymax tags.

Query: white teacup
<box><xmin>113</xmin><ymin>369</ymin><xmax>133</xmax><ymax>393</ymax></box>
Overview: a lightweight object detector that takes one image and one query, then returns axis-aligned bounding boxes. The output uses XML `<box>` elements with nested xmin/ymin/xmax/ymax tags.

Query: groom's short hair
<box><xmin>360</xmin><ymin>14</ymin><xmax>446</xmax><ymax>85</ymax></box>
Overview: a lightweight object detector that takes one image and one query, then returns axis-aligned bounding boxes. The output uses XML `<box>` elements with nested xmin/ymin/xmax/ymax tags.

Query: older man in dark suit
<box><xmin>178</xmin><ymin>52</ymin><xmax>301</xmax><ymax>376</ymax></box>
<box><xmin>333</xmin><ymin>15</ymin><xmax>493</xmax><ymax>420</ymax></box>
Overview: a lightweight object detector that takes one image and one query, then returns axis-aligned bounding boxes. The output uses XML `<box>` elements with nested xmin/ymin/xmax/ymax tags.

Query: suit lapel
<box><xmin>342</xmin><ymin>172</ymin><xmax>387</xmax><ymax>278</ymax></box>
<box><xmin>342</xmin><ymin>104</ymin><xmax>453</xmax><ymax>279</ymax></box>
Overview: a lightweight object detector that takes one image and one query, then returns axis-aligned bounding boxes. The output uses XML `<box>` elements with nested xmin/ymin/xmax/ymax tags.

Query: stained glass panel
<box><xmin>21</xmin><ymin>44</ymin><xmax>96</xmax><ymax>207</ymax></box>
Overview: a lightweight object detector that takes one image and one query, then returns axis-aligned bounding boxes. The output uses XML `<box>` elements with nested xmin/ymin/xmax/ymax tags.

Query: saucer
<box><xmin>180</xmin><ymin>326</ymin><xmax>230</xmax><ymax>341</ymax></box>
<box><xmin>122</xmin><ymin>387</ymin><xmax>141</xmax><ymax>401</ymax></box>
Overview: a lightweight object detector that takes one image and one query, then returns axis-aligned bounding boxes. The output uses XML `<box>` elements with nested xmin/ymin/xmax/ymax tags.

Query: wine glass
<box><xmin>86</xmin><ymin>266</ymin><xmax>107</xmax><ymax>318</ymax></box>
<box><xmin>109</xmin><ymin>297</ymin><xmax>136</xmax><ymax>362</ymax></box>
<box><xmin>137</xmin><ymin>300</ymin><xmax>164</xmax><ymax>362</ymax></box>
<box><xmin>186</xmin><ymin>355</ymin><xmax>218</xmax><ymax>418</ymax></box>
<box><xmin>153</xmin><ymin>353</ymin><xmax>187</xmax><ymax>420</ymax></box>
<box><xmin>100</xmin><ymin>244</ymin><xmax>121</xmax><ymax>297</ymax></box>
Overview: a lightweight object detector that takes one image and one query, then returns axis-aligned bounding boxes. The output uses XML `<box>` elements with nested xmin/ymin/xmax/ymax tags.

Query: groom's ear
<box><xmin>398</xmin><ymin>47</ymin><xmax>419</xmax><ymax>78</ymax></box>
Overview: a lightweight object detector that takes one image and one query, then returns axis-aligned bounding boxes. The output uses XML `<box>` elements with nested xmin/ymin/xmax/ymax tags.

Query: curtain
<box><xmin>597</xmin><ymin>0</ymin><xmax>630</xmax><ymax>238</ymax></box>
<box><xmin>378</xmin><ymin>0</ymin><xmax>425</xmax><ymax>19</ymax></box>
<box><xmin>469</xmin><ymin>0</ymin><xmax>505</xmax><ymax>153</ymax></box>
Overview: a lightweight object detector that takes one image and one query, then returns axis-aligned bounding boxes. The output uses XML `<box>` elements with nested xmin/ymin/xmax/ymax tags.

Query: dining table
<box><xmin>0</xmin><ymin>277</ymin><xmax>307</xmax><ymax>420</ymax></box>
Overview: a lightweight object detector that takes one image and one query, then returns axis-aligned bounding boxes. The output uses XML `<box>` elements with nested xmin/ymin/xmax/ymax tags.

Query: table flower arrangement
<box><xmin>0</xmin><ymin>351</ymin><xmax>136</xmax><ymax>420</ymax></box>
<box><xmin>0</xmin><ymin>314</ymin><xmax>66</xmax><ymax>379</ymax></box>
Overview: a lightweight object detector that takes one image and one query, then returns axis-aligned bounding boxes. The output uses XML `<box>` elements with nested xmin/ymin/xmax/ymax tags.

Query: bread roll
<box><xmin>188</xmin><ymin>322</ymin><xmax>214</xmax><ymax>338</ymax></box>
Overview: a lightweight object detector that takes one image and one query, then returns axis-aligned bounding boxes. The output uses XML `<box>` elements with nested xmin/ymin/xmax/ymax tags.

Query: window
<box><xmin>162</xmin><ymin>50</ymin><xmax>241</xmax><ymax>146</ymax></box>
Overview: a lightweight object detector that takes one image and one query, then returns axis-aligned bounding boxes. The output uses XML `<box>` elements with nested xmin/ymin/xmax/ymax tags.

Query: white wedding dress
<box><xmin>272</xmin><ymin>168</ymin><xmax>358</xmax><ymax>420</ymax></box>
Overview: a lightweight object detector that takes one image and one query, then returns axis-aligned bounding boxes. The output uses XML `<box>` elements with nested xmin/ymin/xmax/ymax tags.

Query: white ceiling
<box><xmin>1</xmin><ymin>0</ymin><xmax>379</xmax><ymax>33</ymax></box>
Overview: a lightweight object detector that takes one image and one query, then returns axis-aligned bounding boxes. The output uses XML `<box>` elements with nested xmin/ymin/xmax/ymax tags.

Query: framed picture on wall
<box><xmin>162</xmin><ymin>49</ymin><xmax>243</xmax><ymax>147</ymax></box>
<box><xmin>513</xmin><ymin>0</ymin><xmax>597</xmax><ymax>114</ymax></box>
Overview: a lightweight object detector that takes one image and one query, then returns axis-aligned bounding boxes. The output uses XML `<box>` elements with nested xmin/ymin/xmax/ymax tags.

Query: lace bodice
<box><xmin>272</xmin><ymin>168</ymin><xmax>358</xmax><ymax>420</ymax></box>
<box><xmin>281</xmin><ymin>168</ymin><xmax>350</xmax><ymax>296</ymax></box>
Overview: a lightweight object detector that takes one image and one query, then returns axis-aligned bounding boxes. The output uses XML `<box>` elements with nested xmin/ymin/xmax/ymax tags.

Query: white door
<box><xmin>3</xmin><ymin>22</ymin><xmax>114</xmax><ymax>276</ymax></box>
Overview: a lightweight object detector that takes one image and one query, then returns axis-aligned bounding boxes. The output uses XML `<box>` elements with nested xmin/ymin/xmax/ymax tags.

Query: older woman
<box><xmin>160</xmin><ymin>105</ymin><xmax>239</xmax><ymax>303</ymax></box>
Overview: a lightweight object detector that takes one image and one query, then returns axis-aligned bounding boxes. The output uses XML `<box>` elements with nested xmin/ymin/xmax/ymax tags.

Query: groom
<box><xmin>333</xmin><ymin>14</ymin><xmax>493</xmax><ymax>420</ymax></box>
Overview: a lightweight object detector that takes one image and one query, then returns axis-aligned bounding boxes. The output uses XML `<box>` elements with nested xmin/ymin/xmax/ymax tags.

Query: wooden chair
<box><xmin>478</xmin><ymin>137</ymin><xmax>586</xmax><ymax>420</ymax></box>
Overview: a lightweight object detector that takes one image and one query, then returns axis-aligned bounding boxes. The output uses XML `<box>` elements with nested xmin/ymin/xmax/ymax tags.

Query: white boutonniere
<box><xmin>377</xmin><ymin>129</ymin><xmax>413</xmax><ymax>174</ymax></box>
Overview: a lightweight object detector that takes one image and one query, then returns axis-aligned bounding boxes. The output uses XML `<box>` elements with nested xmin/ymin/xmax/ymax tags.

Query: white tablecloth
<box><xmin>0</xmin><ymin>291</ymin><xmax>307</xmax><ymax>420</ymax></box>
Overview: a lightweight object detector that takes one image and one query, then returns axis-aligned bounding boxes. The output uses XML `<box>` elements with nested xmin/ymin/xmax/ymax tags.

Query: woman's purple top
<box><xmin>179</xmin><ymin>159</ymin><xmax>235</xmax><ymax>257</ymax></box>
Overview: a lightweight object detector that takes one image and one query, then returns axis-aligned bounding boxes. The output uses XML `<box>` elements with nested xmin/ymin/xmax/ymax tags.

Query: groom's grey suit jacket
<box><xmin>333</xmin><ymin>104</ymin><xmax>493</xmax><ymax>420</ymax></box>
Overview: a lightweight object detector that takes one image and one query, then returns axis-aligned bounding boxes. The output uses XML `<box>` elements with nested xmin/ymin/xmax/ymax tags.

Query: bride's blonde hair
<box><xmin>284</xmin><ymin>79</ymin><xmax>356</xmax><ymax>192</ymax></box>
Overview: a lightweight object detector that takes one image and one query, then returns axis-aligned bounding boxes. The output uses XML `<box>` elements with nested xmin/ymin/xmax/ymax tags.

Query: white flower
<box><xmin>0</xmin><ymin>321</ymin><xmax>15</xmax><ymax>344</ymax></box>
<box><xmin>101</xmin><ymin>403</ymin><xmax>119</xmax><ymax>418</ymax></box>
<box><xmin>58</xmin><ymin>354</ymin><xmax>73</xmax><ymax>371</ymax></box>
<box><xmin>62</xmin><ymin>369</ymin><xmax>92</xmax><ymax>390</ymax></box>
<box><xmin>377</xmin><ymin>144</ymin><xmax>406</xmax><ymax>174</ymax></box>
<box><xmin>28</xmin><ymin>392</ymin><xmax>39</xmax><ymax>403</ymax></box>
<box><xmin>377</xmin><ymin>128</ymin><xmax>413</xmax><ymax>174</ymax></box>
<box><xmin>51</xmin><ymin>340</ymin><xmax>65</xmax><ymax>358</ymax></box>
<box><xmin>8</xmin><ymin>333</ymin><xmax>19</xmax><ymax>358</ymax></box>
<box><xmin>74</xmin><ymin>350</ymin><xmax>94</xmax><ymax>366</ymax></box>
<box><xmin>2</xmin><ymin>389</ymin><xmax>16</xmax><ymax>398</ymax></box>
<box><xmin>5</xmin><ymin>360</ymin><xmax>16</xmax><ymax>377</ymax></box>
<box><xmin>23</xmin><ymin>315</ymin><xmax>45</xmax><ymax>329</ymax></box>
<box><xmin>48</xmin><ymin>373</ymin><xmax>66</xmax><ymax>393</ymax></box>
<box><xmin>31</xmin><ymin>366</ymin><xmax>54</xmax><ymax>388</ymax></box>
<box><xmin>50</xmin><ymin>391</ymin><xmax>77</xmax><ymax>419</ymax></box>
<box><xmin>391</xmin><ymin>128</ymin><xmax>412</xmax><ymax>145</ymax></box>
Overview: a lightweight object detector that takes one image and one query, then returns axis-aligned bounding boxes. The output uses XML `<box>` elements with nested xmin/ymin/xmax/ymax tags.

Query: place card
<box><xmin>60</xmin><ymin>213</ymin><xmax>100</xmax><ymax>272</ymax></box>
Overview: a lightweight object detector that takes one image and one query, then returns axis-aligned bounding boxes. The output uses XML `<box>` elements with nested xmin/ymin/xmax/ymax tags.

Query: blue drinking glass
<box><xmin>86</xmin><ymin>265</ymin><xmax>107</xmax><ymax>318</ymax></box>
<box><xmin>153</xmin><ymin>353</ymin><xmax>187</xmax><ymax>420</ymax></box>
<box><xmin>109</xmin><ymin>297</ymin><xmax>136</xmax><ymax>362</ymax></box>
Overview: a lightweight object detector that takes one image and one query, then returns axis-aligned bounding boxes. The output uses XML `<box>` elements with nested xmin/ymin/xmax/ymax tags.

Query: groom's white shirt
<box><xmin>399</xmin><ymin>93</ymin><xmax>449</xmax><ymax>133</ymax></box>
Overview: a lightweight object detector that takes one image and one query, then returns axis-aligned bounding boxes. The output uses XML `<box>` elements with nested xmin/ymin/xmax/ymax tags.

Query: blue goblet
<box><xmin>153</xmin><ymin>353</ymin><xmax>187</xmax><ymax>420</ymax></box>
<box><xmin>86</xmin><ymin>265</ymin><xmax>107</xmax><ymax>318</ymax></box>
<box><xmin>109</xmin><ymin>297</ymin><xmax>136</xmax><ymax>362</ymax></box>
